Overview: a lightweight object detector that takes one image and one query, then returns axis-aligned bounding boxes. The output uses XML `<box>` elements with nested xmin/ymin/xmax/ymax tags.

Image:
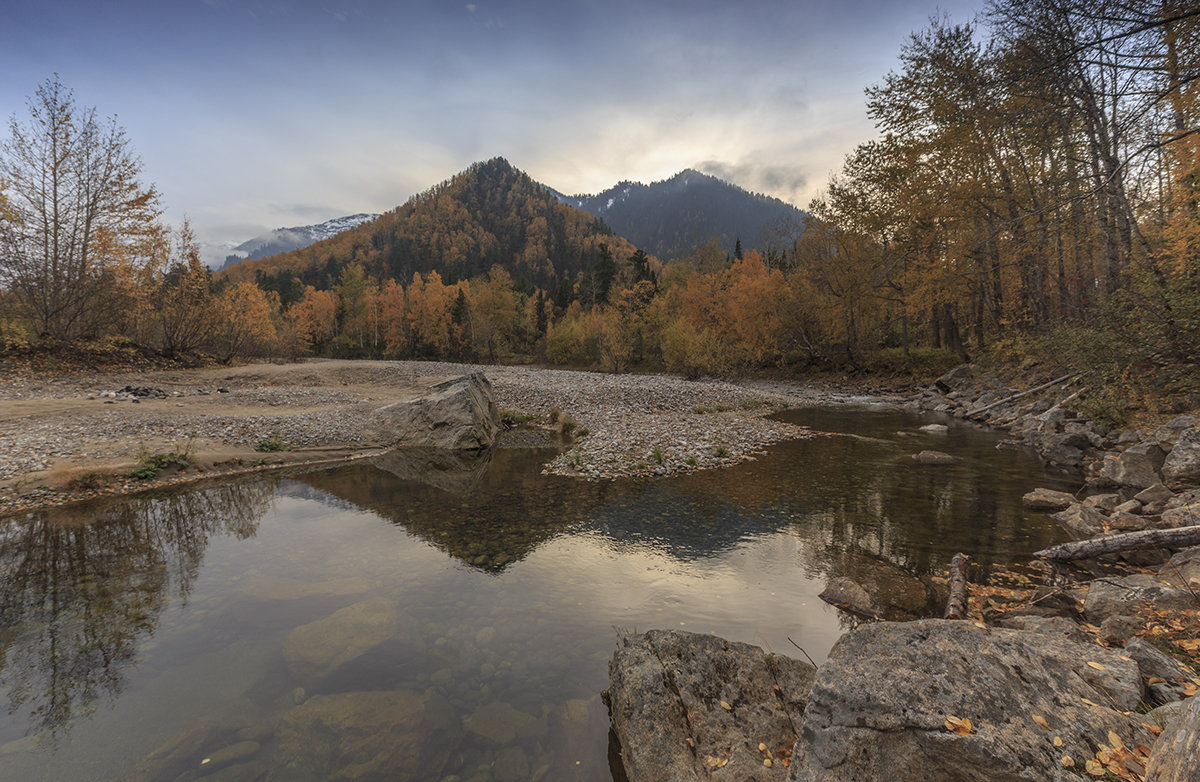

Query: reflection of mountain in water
<box><xmin>0</xmin><ymin>479</ymin><xmax>275</xmax><ymax>738</ymax></box>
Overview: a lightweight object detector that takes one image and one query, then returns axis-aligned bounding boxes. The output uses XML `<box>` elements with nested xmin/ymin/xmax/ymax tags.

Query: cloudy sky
<box><xmin>2</xmin><ymin>0</ymin><xmax>982</xmax><ymax>263</ymax></box>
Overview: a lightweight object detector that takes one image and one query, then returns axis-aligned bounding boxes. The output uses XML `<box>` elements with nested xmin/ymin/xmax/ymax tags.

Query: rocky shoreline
<box><xmin>0</xmin><ymin>360</ymin><xmax>850</xmax><ymax>512</ymax></box>
<box><xmin>607</xmin><ymin>365</ymin><xmax>1200</xmax><ymax>781</ymax></box>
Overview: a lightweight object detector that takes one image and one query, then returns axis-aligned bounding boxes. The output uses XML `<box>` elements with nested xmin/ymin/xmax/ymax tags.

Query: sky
<box><xmin>1</xmin><ymin>0</ymin><xmax>984</xmax><ymax>265</ymax></box>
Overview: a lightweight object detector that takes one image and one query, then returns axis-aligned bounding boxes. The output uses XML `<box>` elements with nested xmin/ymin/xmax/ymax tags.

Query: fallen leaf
<box><xmin>1085</xmin><ymin>758</ymin><xmax>1105</xmax><ymax>776</ymax></box>
<box><xmin>1143</xmin><ymin>724</ymin><xmax>1163</xmax><ymax>736</ymax></box>
<box><xmin>1183</xmin><ymin>682</ymin><xmax>1199</xmax><ymax>696</ymax></box>
<box><xmin>1081</xmin><ymin>698</ymin><xmax>1101</xmax><ymax>707</ymax></box>
<box><xmin>1053</xmin><ymin>736</ymin><xmax>1063</xmax><ymax>747</ymax></box>
<box><xmin>944</xmin><ymin>715</ymin><xmax>973</xmax><ymax>735</ymax></box>
<box><xmin>1136</xmin><ymin>744</ymin><xmax>1152</xmax><ymax>757</ymax></box>
<box><xmin>1147</xmin><ymin>676</ymin><xmax>1166</xmax><ymax>685</ymax></box>
<box><xmin>1087</xmin><ymin>661</ymin><xmax>1108</xmax><ymax>672</ymax></box>
<box><xmin>704</xmin><ymin>755</ymin><xmax>729</xmax><ymax>770</ymax></box>
<box><xmin>1061</xmin><ymin>754</ymin><xmax>1074</xmax><ymax>768</ymax></box>
<box><xmin>1032</xmin><ymin>714</ymin><xmax>1050</xmax><ymax>730</ymax></box>
<box><xmin>719</xmin><ymin>700</ymin><xmax>732</xmax><ymax>711</ymax></box>
<box><xmin>1108</xmin><ymin>730</ymin><xmax>1124</xmax><ymax>750</ymax></box>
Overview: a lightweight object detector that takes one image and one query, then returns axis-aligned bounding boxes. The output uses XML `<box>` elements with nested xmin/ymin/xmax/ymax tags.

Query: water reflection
<box><xmin>0</xmin><ymin>481</ymin><xmax>274</xmax><ymax>737</ymax></box>
<box><xmin>0</xmin><ymin>405</ymin><xmax>1079</xmax><ymax>780</ymax></box>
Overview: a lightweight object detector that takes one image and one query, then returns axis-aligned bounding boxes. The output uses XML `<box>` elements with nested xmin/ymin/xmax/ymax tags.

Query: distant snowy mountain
<box><xmin>545</xmin><ymin>169</ymin><xmax>807</xmax><ymax>261</ymax></box>
<box><xmin>220</xmin><ymin>213</ymin><xmax>379</xmax><ymax>269</ymax></box>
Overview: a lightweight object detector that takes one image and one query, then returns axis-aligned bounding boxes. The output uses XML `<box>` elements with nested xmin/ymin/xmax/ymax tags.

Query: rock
<box><xmin>372</xmin><ymin>446</ymin><xmax>494</xmax><ymax>496</ymax></box>
<box><xmin>1083</xmin><ymin>575</ymin><xmax>1195</xmax><ymax>624</ymax></box>
<box><xmin>819</xmin><ymin>576</ymin><xmax>884</xmax><ymax>620</ymax></box>
<box><xmin>1155</xmin><ymin>416</ymin><xmax>1199</xmax><ymax>450</ymax></box>
<box><xmin>1098</xmin><ymin>441</ymin><xmax>1166</xmax><ymax>489</ymax></box>
<box><xmin>934</xmin><ymin>365</ymin><xmax>972</xmax><ymax>394</ymax></box>
<box><xmin>1021</xmin><ymin>488</ymin><xmax>1076</xmax><ymax>512</ymax></box>
<box><xmin>547</xmin><ymin>697</ymin><xmax>610</xmax><ymax>778</ymax></box>
<box><xmin>839</xmin><ymin>554</ymin><xmax>936</xmax><ymax>619</ymax></box>
<box><xmin>199</xmin><ymin>740</ymin><xmax>260</xmax><ymax>771</ymax></box>
<box><xmin>608</xmin><ymin>629</ymin><xmax>815</xmax><ymax>782</ymax></box>
<box><xmin>1083</xmin><ymin>493</ymin><xmax>1122</xmax><ymax>513</ymax></box>
<box><xmin>274</xmin><ymin>690</ymin><xmax>458</xmax><ymax>781</ymax></box>
<box><xmin>919</xmin><ymin>423</ymin><xmax>949</xmax><ymax>434</ymax></box>
<box><xmin>1098</xmin><ymin>615</ymin><xmax>1142</xmax><ymax>646</ymax></box>
<box><xmin>126</xmin><ymin>721</ymin><xmax>223</xmax><ymax>782</ymax></box>
<box><xmin>373</xmin><ymin>372</ymin><xmax>500</xmax><ymax>450</ymax></box>
<box><xmin>1123</xmin><ymin>637</ymin><xmax>1195</xmax><ymax>683</ymax></box>
<box><xmin>282</xmin><ymin>598</ymin><xmax>399</xmax><ymax>683</ymax></box>
<box><xmin>463</xmin><ymin>701</ymin><xmax>546</xmax><ymax>745</ymax></box>
<box><xmin>1050</xmin><ymin>503</ymin><xmax>1108</xmax><ymax>537</ymax></box>
<box><xmin>993</xmin><ymin>615</ymin><xmax>1089</xmax><ymax>643</ymax></box>
<box><xmin>1160</xmin><ymin>503</ymin><xmax>1200</xmax><ymax>529</ymax></box>
<box><xmin>1114</xmin><ymin>499</ymin><xmax>1143</xmax><ymax>515</ymax></box>
<box><xmin>912</xmin><ymin>450</ymin><xmax>958</xmax><ymax>465</ymax></box>
<box><xmin>238</xmin><ymin>575</ymin><xmax>369</xmax><ymax>601</ymax></box>
<box><xmin>492</xmin><ymin>746</ymin><xmax>530</xmax><ymax>782</ymax></box>
<box><xmin>1144</xmin><ymin>690</ymin><xmax>1200</xmax><ymax>782</ymax></box>
<box><xmin>1136</xmin><ymin>483</ymin><xmax>1176</xmax><ymax>504</ymax></box>
<box><xmin>1109</xmin><ymin>511</ymin><xmax>1154</xmax><ymax>532</ymax></box>
<box><xmin>788</xmin><ymin>619</ymin><xmax>1152</xmax><ymax>782</ymax></box>
<box><xmin>1162</xmin><ymin>426</ymin><xmax>1200</xmax><ymax>486</ymax></box>
<box><xmin>1161</xmin><ymin>545</ymin><xmax>1200</xmax><ymax>589</ymax></box>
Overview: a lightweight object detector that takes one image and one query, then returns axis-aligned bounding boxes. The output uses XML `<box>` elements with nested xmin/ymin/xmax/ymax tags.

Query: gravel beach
<box><xmin>0</xmin><ymin>360</ymin><xmax>873</xmax><ymax>506</ymax></box>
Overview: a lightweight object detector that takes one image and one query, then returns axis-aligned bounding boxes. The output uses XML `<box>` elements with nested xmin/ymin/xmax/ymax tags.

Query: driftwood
<box><xmin>1033</xmin><ymin>525</ymin><xmax>1200</xmax><ymax>563</ymax></box>
<box><xmin>945</xmin><ymin>552</ymin><xmax>969</xmax><ymax>619</ymax></box>
<box><xmin>965</xmin><ymin>373</ymin><xmax>1077</xmax><ymax>418</ymax></box>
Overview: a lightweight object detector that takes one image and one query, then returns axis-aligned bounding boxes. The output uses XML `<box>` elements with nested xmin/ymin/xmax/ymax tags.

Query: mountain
<box><xmin>219</xmin><ymin>213</ymin><xmax>380</xmax><ymax>269</ymax></box>
<box><xmin>219</xmin><ymin>158</ymin><xmax>643</xmax><ymax>302</ymax></box>
<box><xmin>546</xmin><ymin>169</ymin><xmax>808</xmax><ymax>261</ymax></box>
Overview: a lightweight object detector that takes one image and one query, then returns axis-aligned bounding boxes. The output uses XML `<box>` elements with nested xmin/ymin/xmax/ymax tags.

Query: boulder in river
<box><xmin>274</xmin><ymin>690</ymin><xmax>458</xmax><ymax>781</ymax></box>
<box><xmin>282</xmin><ymin>598</ymin><xmax>400</xmax><ymax>684</ymax></box>
<box><xmin>1049</xmin><ymin>503</ymin><xmax>1108</xmax><ymax>537</ymax></box>
<box><xmin>912</xmin><ymin>450</ymin><xmax>959</xmax><ymax>465</ymax></box>
<box><xmin>1021</xmin><ymin>488</ymin><xmax>1075</xmax><ymax>512</ymax></box>
<box><xmin>607</xmin><ymin>629</ymin><xmax>815</xmax><ymax>781</ymax></box>
<box><xmin>788</xmin><ymin>619</ymin><xmax>1154</xmax><ymax>782</ymax></box>
<box><xmin>373</xmin><ymin>371</ymin><xmax>500</xmax><ymax>450</ymax></box>
<box><xmin>819</xmin><ymin>576</ymin><xmax>884</xmax><ymax>620</ymax></box>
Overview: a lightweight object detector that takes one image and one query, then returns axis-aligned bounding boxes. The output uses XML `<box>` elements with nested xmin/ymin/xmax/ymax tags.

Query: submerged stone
<box><xmin>282</xmin><ymin>598</ymin><xmax>399</xmax><ymax>683</ymax></box>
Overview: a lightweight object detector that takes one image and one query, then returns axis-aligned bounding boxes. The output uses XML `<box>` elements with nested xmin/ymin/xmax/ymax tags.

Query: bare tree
<box><xmin>0</xmin><ymin>76</ymin><xmax>161</xmax><ymax>341</ymax></box>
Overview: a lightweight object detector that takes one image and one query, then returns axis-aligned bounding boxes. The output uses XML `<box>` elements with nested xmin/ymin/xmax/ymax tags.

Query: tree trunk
<box><xmin>1033</xmin><ymin>524</ymin><xmax>1200</xmax><ymax>563</ymax></box>
<box><xmin>945</xmin><ymin>552</ymin><xmax>970</xmax><ymax>620</ymax></box>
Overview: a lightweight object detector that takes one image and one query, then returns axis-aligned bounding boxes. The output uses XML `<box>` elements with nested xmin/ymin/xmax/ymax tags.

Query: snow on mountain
<box><xmin>219</xmin><ymin>213</ymin><xmax>379</xmax><ymax>269</ymax></box>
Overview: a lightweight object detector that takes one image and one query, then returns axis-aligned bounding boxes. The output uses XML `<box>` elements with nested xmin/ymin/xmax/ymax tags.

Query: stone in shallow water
<box><xmin>274</xmin><ymin>690</ymin><xmax>458</xmax><ymax>782</ymax></box>
<box><xmin>282</xmin><ymin>598</ymin><xmax>399</xmax><ymax>683</ymax></box>
<box><xmin>463</xmin><ymin>701</ymin><xmax>546</xmax><ymax>745</ymax></box>
<box><xmin>237</xmin><ymin>575</ymin><xmax>369</xmax><ymax>602</ymax></box>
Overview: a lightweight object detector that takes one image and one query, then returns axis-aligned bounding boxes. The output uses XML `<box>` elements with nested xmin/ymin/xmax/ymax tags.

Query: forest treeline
<box><xmin>1</xmin><ymin>1</ymin><xmax>1197</xmax><ymax>422</ymax></box>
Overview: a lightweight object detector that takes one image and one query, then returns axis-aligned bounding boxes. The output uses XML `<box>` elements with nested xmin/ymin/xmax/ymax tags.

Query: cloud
<box><xmin>466</xmin><ymin>3</ymin><xmax>477</xmax><ymax>12</ymax></box>
<box><xmin>695</xmin><ymin>159</ymin><xmax>809</xmax><ymax>204</ymax></box>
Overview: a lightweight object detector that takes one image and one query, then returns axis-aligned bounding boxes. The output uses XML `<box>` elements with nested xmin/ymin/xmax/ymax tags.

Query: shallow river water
<box><xmin>0</xmin><ymin>405</ymin><xmax>1078</xmax><ymax>781</ymax></box>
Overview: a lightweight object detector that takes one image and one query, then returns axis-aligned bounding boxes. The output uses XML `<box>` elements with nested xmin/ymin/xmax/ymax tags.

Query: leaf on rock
<box><xmin>944</xmin><ymin>715</ymin><xmax>973</xmax><ymax>735</ymax></box>
<box><xmin>1053</xmin><ymin>736</ymin><xmax>1063</xmax><ymax>747</ymax></box>
<box><xmin>1085</xmin><ymin>758</ymin><xmax>1105</xmax><ymax>776</ymax></box>
<box><xmin>1061</xmin><ymin>754</ymin><xmax>1074</xmax><ymax>768</ymax></box>
<box><xmin>1032</xmin><ymin>714</ymin><xmax>1050</xmax><ymax>730</ymax></box>
<box><xmin>1087</xmin><ymin>661</ymin><xmax>1107</xmax><ymax>671</ymax></box>
<box><xmin>1108</xmin><ymin>730</ymin><xmax>1124</xmax><ymax>750</ymax></box>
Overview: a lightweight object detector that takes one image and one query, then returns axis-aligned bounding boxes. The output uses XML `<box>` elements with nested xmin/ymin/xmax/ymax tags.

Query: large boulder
<box><xmin>934</xmin><ymin>365</ymin><xmax>973</xmax><ymax>394</ymax></box>
<box><xmin>373</xmin><ymin>372</ymin><xmax>499</xmax><ymax>450</ymax></box>
<box><xmin>1049</xmin><ymin>503</ymin><xmax>1108</xmax><ymax>537</ymax></box>
<box><xmin>1144</xmin><ymin>692</ymin><xmax>1200</xmax><ymax>782</ymax></box>
<box><xmin>788</xmin><ymin>619</ymin><xmax>1154</xmax><ymax>782</ymax></box>
<box><xmin>1162</xmin><ymin>426</ymin><xmax>1200</xmax><ymax>487</ymax></box>
<box><xmin>273</xmin><ymin>690</ymin><xmax>459</xmax><ymax>781</ymax></box>
<box><xmin>1155</xmin><ymin>416</ymin><xmax>1199</xmax><ymax>450</ymax></box>
<box><xmin>1083</xmin><ymin>575</ymin><xmax>1195</xmax><ymax>625</ymax></box>
<box><xmin>819</xmin><ymin>577</ymin><xmax>884</xmax><ymax>620</ymax></box>
<box><xmin>1160</xmin><ymin>545</ymin><xmax>1200</xmax><ymax>590</ymax></box>
<box><xmin>282</xmin><ymin>598</ymin><xmax>400</xmax><ymax>684</ymax></box>
<box><xmin>1097</xmin><ymin>441</ymin><xmax>1167</xmax><ymax>489</ymax></box>
<box><xmin>1022</xmin><ymin>488</ymin><xmax>1076</xmax><ymax>512</ymax></box>
<box><xmin>607</xmin><ymin>629</ymin><xmax>815</xmax><ymax>781</ymax></box>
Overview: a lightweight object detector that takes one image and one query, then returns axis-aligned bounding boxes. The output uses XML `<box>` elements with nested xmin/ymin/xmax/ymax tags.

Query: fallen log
<box><xmin>964</xmin><ymin>372</ymin><xmax>1077</xmax><ymax>418</ymax></box>
<box><xmin>1033</xmin><ymin>524</ymin><xmax>1200</xmax><ymax>563</ymax></box>
<box><xmin>945</xmin><ymin>552</ymin><xmax>969</xmax><ymax>619</ymax></box>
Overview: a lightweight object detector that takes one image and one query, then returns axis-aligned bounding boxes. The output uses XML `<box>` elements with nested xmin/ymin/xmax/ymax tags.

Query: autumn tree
<box><xmin>155</xmin><ymin>221</ymin><xmax>213</xmax><ymax>355</ymax></box>
<box><xmin>209</xmin><ymin>281</ymin><xmax>278</xmax><ymax>362</ymax></box>
<box><xmin>0</xmin><ymin>76</ymin><xmax>161</xmax><ymax>341</ymax></box>
<box><xmin>288</xmin><ymin>285</ymin><xmax>339</xmax><ymax>353</ymax></box>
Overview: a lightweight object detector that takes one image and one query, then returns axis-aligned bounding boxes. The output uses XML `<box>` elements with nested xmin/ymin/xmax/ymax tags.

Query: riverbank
<box><xmin>0</xmin><ymin>360</ymin><xmax>881</xmax><ymax>513</ymax></box>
